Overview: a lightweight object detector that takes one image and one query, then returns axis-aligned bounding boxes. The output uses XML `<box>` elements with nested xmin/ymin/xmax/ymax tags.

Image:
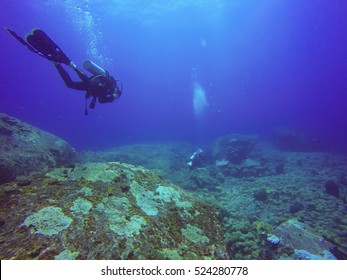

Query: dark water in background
<box><xmin>1</xmin><ymin>0</ymin><xmax>347</xmax><ymax>151</ymax></box>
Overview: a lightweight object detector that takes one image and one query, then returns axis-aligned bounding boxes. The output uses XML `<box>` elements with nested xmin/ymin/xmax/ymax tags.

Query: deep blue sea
<box><xmin>1</xmin><ymin>0</ymin><xmax>347</xmax><ymax>151</ymax></box>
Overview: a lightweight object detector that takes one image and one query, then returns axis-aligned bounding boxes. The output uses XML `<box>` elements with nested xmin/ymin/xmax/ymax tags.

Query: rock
<box><xmin>275</xmin><ymin>163</ymin><xmax>285</xmax><ymax>174</ymax></box>
<box><xmin>272</xmin><ymin>128</ymin><xmax>325</xmax><ymax>152</ymax></box>
<box><xmin>339</xmin><ymin>174</ymin><xmax>347</xmax><ymax>186</ymax></box>
<box><xmin>15</xmin><ymin>176</ymin><xmax>32</xmax><ymax>187</ymax></box>
<box><xmin>254</xmin><ymin>189</ymin><xmax>268</xmax><ymax>201</ymax></box>
<box><xmin>0</xmin><ymin>113</ymin><xmax>77</xmax><ymax>185</ymax></box>
<box><xmin>189</xmin><ymin>168</ymin><xmax>219</xmax><ymax>191</ymax></box>
<box><xmin>239</xmin><ymin>159</ymin><xmax>267</xmax><ymax>177</ymax></box>
<box><xmin>212</xmin><ymin>134</ymin><xmax>258</xmax><ymax>164</ymax></box>
<box><xmin>266</xmin><ymin>234</ymin><xmax>280</xmax><ymax>245</ymax></box>
<box><xmin>220</xmin><ymin>158</ymin><xmax>267</xmax><ymax>178</ymax></box>
<box><xmin>215</xmin><ymin>159</ymin><xmax>229</xmax><ymax>167</ymax></box>
<box><xmin>273</xmin><ymin>219</ymin><xmax>336</xmax><ymax>259</ymax></box>
<box><xmin>289</xmin><ymin>201</ymin><xmax>305</xmax><ymax>213</ymax></box>
<box><xmin>325</xmin><ymin>180</ymin><xmax>339</xmax><ymax>198</ymax></box>
<box><xmin>294</xmin><ymin>249</ymin><xmax>336</xmax><ymax>260</ymax></box>
<box><xmin>0</xmin><ymin>217</ymin><xmax>5</xmax><ymax>227</ymax></box>
<box><xmin>0</xmin><ymin>162</ymin><xmax>227</xmax><ymax>260</ymax></box>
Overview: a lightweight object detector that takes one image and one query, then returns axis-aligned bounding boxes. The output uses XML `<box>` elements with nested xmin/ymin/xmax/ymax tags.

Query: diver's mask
<box><xmin>113</xmin><ymin>80</ymin><xmax>123</xmax><ymax>99</ymax></box>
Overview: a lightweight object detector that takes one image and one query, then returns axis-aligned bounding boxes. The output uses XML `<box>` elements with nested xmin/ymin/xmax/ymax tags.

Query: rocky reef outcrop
<box><xmin>272</xmin><ymin>128</ymin><xmax>326</xmax><ymax>152</ymax></box>
<box><xmin>0</xmin><ymin>162</ymin><xmax>227</xmax><ymax>260</ymax></box>
<box><xmin>207</xmin><ymin>134</ymin><xmax>271</xmax><ymax>178</ymax></box>
<box><xmin>0</xmin><ymin>113</ymin><xmax>77</xmax><ymax>185</ymax></box>
<box><xmin>212</xmin><ymin>134</ymin><xmax>258</xmax><ymax>164</ymax></box>
<box><xmin>271</xmin><ymin>220</ymin><xmax>337</xmax><ymax>260</ymax></box>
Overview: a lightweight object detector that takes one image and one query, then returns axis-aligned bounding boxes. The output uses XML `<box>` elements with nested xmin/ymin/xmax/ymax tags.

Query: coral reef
<box><xmin>79</xmin><ymin>139</ymin><xmax>347</xmax><ymax>259</ymax></box>
<box><xmin>0</xmin><ymin>162</ymin><xmax>227</xmax><ymax>260</ymax></box>
<box><xmin>1</xmin><ymin>114</ymin><xmax>346</xmax><ymax>260</ymax></box>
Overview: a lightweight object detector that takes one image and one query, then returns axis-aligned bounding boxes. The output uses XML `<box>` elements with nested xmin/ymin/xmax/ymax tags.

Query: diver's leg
<box><xmin>54</xmin><ymin>63</ymin><xmax>86</xmax><ymax>90</ymax></box>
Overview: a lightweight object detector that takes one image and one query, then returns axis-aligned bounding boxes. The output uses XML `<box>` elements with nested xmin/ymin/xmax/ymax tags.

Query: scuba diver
<box><xmin>187</xmin><ymin>148</ymin><xmax>204</xmax><ymax>170</ymax></box>
<box><xmin>6</xmin><ymin>28</ymin><xmax>122</xmax><ymax>115</ymax></box>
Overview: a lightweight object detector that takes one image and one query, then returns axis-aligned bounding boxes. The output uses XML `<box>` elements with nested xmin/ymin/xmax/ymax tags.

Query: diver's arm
<box><xmin>53</xmin><ymin>63</ymin><xmax>87</xmax><ymax>90</ymax></box>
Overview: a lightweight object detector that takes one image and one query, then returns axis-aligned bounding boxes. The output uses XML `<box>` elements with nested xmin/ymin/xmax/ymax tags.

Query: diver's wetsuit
<box><xmin>54</xmin><ymin>64</ymin><xmax>117</xmax><ymax>104</ymax></box>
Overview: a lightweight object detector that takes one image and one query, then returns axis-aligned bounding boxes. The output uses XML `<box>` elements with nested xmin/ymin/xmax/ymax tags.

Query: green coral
<box><xmin>46</xmin><ymin>162</ymin><xmax>152</xmax><ymax>184</ymax></box>
<box><xmin>96</xmin><ymin>196</ymin><xmax>147</xmax><ymax>237</ymax></box>
<box><xmin>158</xmin><ymin>248</ymin><xmax>183</xmax><ymax>260</ymax></box>
<box><xmin>22</xmin><ymin>206</ymin><xmax>72</xmax><ymax>236</ymax></box>
<box><xmin>54</xmin><ymin>250</ymin><xmax>79</xmax><ymax>260</ymax></box>
<box><xmin>130</xmin><ymin>183</ymin><xmax>193</xmax><ymax>217</ymax></box>
<box><xmin>96</xmin><ymin>197</ymin><xmax>130</xmax><ymax>220</ymax></box>
<box><xmin>46</xmin><ymin>162</ymin><xmax>122</xmax><ymax>182</ymax></box>
<box><xmin>78</xmin><ymin>187</ymin><xmax>93</xmax><ymax>197</ymax></box>
<box><xmin>130</xmin><ymin>182</ymin><xmax>159</xmax><ymax>216</ymax></box>
<box><xmin>181</xmin><ymin>224</ymin><xmax>209</xmax><ymax>244</ymax></box>
<box><xmin>110</xmin><ymin>215</ymin><xmax>146</xmax><ymax>237</ymax></box>
<box><xmin>224</xmin><ymin>218</ymin><xmax>270</xmax><ymax>259</ymax></box>
<box><xmin>70</xmin><ymin>198</ymin><xmax>93</xmax><ymax>215</ymax></box>
<box><xmin>156</xmin><ymin>185</ymin><xmax>192</xmax><ymax>209</ymax></box>
<box><xmin>156</xmin><ymin>185</ymin><xmax>180</xmax><ymax>202</ymax></box>
<box><xmin>252</xmin><ymin>220</ymin><xmax>273</xmax><ymax>234</ymax></box>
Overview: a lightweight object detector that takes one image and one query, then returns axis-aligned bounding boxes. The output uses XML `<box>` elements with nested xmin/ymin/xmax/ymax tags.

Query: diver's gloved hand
<box><xmin>69</xmin><ymin>61</ymin><xmax>77</xmax><ymax>69</ymax></box>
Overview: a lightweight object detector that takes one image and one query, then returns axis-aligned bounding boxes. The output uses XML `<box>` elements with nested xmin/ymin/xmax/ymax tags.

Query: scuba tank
<box><xmin>83</xmin><ymin>59</ymin><xmax>107</xmax><ymax>76</ymax></box>
<box><xmin>83</xmin><ymin>59</ymin><xmax>107</xmax><ymax>115</ymax></box>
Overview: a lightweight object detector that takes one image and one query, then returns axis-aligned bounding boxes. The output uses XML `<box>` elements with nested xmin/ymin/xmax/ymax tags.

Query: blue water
<box><xmin>1</xmin><ymin>0</ymin><xmax>347</xmax><ymax>151</ymax></box>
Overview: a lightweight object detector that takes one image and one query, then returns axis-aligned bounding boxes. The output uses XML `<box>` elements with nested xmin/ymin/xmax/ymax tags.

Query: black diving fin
<box><xmin>6</xmin><ymin>28</ymin><xmax>71</xmax><ymax>65</ymax></box>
